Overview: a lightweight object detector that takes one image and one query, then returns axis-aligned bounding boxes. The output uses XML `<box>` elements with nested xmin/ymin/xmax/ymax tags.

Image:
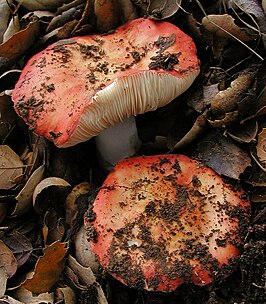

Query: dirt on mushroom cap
<box><xmin>12</xmin><ymin>18</ymin><xmax>200</xmax><ymax>147</ymax></box>
<box><xmin>84</xmin><ymin>154</ymin><xmax>250</xmax><ymax>292</ymax></box>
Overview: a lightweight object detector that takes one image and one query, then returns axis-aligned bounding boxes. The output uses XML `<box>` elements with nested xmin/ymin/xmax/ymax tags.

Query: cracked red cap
<box><xmin>85</xmin><ymin>154</ymin><xmax>250</xmax><ymax>292</ymax></box>
<box><xmin>12</xmin><ymin>18</ymin><xmax>200</xmax><ymax>147</ymax></box>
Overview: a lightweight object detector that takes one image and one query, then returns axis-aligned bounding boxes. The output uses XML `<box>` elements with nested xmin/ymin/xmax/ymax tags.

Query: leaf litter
<box><xmin>0</xmin><ymin>0</ymin><xmax>265</xmax><ymax>303</ymax></box>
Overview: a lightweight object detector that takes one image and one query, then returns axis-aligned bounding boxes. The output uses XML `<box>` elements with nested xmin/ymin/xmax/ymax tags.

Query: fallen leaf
<box><xmin>256</xmin><ymin>128</ymin><xmax>266</xmax><ymax>166</ymax></box>
<box><xmin>131</xmin><ymin>0</ymin><xmax>182</xmax><ymax>20</ymax></box>
<box><xmin>0</xmin><ymin>0</ymin><xmax>11</xmax><ymax>43</ymax></box>
<box><xmin>14</xmin><ymin>0</ymin><xmax>64</xmax><ymax>11</ymax></box>
<box><xmin>119</xmin><ymin>0</ymin><xmax>138</xmax><ymax>23</ymax></box>
<box><xmin>227</xmin><ymin>0</ymin><xmax>266</xmax><ymax>46</ymax></box>
<box><xmin>195</xmin><ymin>130</ymin><xmax>251</xmax><ymax>179</ymax></box>
<box><xmin>227</xmin><ymin>119</ymin><xmax>258</xmax><ymax>144</ymax></box>
<box><xmin>0</xmin><ymin>145</ymin><xmax>23</xmax><ymax>190</ymax></box>
<box><xmin>13</xmin><ymin>287</ymin><xmax>54</xmax><ymax>304</ymax></box>
<box><xmin>3</xmin><ymin>15</ymin><xmax>20</xmax><ymax>43</ymax></box>
<box><xmin>75</xmin><ymin>226</ymin><xmax>99</xmax><ymax>273</ymax></box>
<box><xmin>202</xmin><ymin>14</ymin><xmax>258</xmax><ymax>41</ymax></box>
<box><xmin>55</xmin><ymin>286</ymin><xmax>76</xmax><ymax>304</ymax></box>
<box><xmin>67</xmin><ymin>255</ymin><xmax>108</xmax><ymax>303</ymax></box>
<box><xmin>43</xmin><ymin>210</ymin><xmax>65</xmax><ymax>245</ymax></box>
<box><xmin>95</xmin><ymin>0</ymin><xmax>120</xmax><ymax>33</ymax></box>
<box><xmin>46</xmin><ymin>0</ymin><xmax>85</xmax><ymax>33</ymax></box>
<box><xmin>0</xmin><ymin>240</ymin><xmax>17</xmax><ymax>278</ymax></box>
<box><xmin>0</xmin><ymin>19</ymin><xmax>40</xmax><ymax>72</ymax></box>
<box><xmin>33</xmin><ymin>177</ymin><xmax>71</xmax><ymax>215</ymax></box>
<box><xmin>0</xmin><ymin>266</ymin><xmax>8</xmax><ymax>298</ymax></box>
<box><xmin>12</xmin><ymin>164</ymin><xmax>45</xmax><ymax>216</ymax></box>
<box><xmin>22</xmin><ymin>241</ymin><xmax>68</xmax><ymax>294</ymax></box>
<box><xmin>65</xmin><ymin>182</ymin><xmax>92</xmax><ymax>226</ymax></box>
<box><xmin>0</xmin><ymin>295</ymin><xmax>25</xmax><ymax>304</ymax></box>
<box><xmin>2</xmin><ymin>231</ymin><xmax>33</xmax><ymax>268</ymax></box>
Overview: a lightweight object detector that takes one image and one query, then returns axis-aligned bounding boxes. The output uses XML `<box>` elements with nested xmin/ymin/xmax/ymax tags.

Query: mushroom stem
<box><xmin>95</xmin><ymin>117</ymin><xmax>141</xmax><ymax>170</ymax></box>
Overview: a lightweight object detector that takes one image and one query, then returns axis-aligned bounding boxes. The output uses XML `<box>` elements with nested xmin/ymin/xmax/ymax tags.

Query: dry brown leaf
<box><xmin>227</xmin><ymin>119</ymin><xmax>258</xmax><ymax>144</ymax></box>
<box><xmin>22</xmin><ymin>241</ymin><xmax>68</xmax><ymax>294</ymax></box>
<box><xmin>95</xmin><ymin>0</ymin><xmax>120</xmax><ymax>33</ymax></box>
<box><xmin>0</xmin><ymin>145</ymin><xmax>23</xmax><ymax>190</ymax></box>
<box><xmin>147</xmin><ymin>0</ymin><xmax>182</xmax><ymax>20</ymax></box>
<box><xmin>3</xmin><ymin>15</ymin><xmax>20</xmax><ymax>43</ymax></box>
<box><xmin>195</xmin><ymin>130</ymin><xmax>251</xmax><ymax>179</ymax></box>
<box><xmin>119</xmin><ymin>0</ymin><xmax>138</xmax><ymax>23</ymax></box>
<box><xmin>43</xmin><ymin>210</ymin><xmax>65</xmax><ymax>245</ymax></box>
<box><xmin>67</xmin><ymin>255</ymin><xmax>108</xmax><ymax>304</ymax></box>
<box><xmin>33</xmin><ymin>177</ymin><xmax>71</xmax><ymax>215</ymax></box>
<box><xmin>75</xmin><ymin>226</ymin><xmax>99</xmax><ymax>273</ymax></box>
<box><xmin>55</xmin><ymin>286</ymin><xmax>76</xmax><ymax>304</ymax></box>
<box><xmin>14</xmin><ymin>0</ymin><xmax>64</xmax><ymax>11</ymax></box>
<box><xmin>202</xmin><ymin>14</ymin><xmax>258</xmax><ymax>41</ymax></box>
<box><xmin>256</xmin><ymin>128</ymin><xmax>266</xmax><ymax>166</ymax></box>
<box><xmin>65</xmin><ymin>182</ymin><xmax>92</xmax><ymax>226</ymax></box>
<box><xmin>0</xmin><ymin>0</ymin><xmax>11</xmax><ymax>44</ymax></box>
<box><xmin>2</xmin><ymin>231</ymin><xmax>33</xmax><ymax>268</ymax></box>
<box><xmin>0</xmin><ymin>240</ymin><xmax>17</xmax><ymax>278</ymax></box>
<box><xmin>132</xmin><ymin>0</ymin><xmax>182</xmax><ymax>19</ymax></box>
<box><xmin>0</xmin><ymin>295</ymin><xmax>25</xmax><ymax>304</ymax></box>
<box><xmin>13</xmin><ymin>287</ymin><xmax>54</xmax><ymax>304</ymax></box>
<box><xmin>0</xmin><ymin>266</ymin><xmax>8</xmax><ymax>298</ymax></box>
<box><xmin>0</xmin><ymin>19</ymin><xmax>40</xmax><ymax>71</ymax></box>
<box><xmin>12</xmin><ymin>164</ymin><xmax>45</xmax><ymax>216</ymax></box>
<box><xmin>46</xmin><ymin>3</ymin><xmax>85</xmax><ymax>33</ymax></box>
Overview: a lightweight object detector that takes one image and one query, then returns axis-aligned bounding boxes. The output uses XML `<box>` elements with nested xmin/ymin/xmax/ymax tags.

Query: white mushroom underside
<box><xmin>61</xmin><ymin>70</ymin><xmax>199</xmax><ymax>148</ymax></box>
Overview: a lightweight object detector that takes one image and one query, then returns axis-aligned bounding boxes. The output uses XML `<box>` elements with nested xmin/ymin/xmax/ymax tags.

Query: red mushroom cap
<box><xmin>12</xmin><ymin>18</ymin><xmax>200</xmax><ymax>147</ymax></box>
<box><xmin>84</xmin><ymin>154</ymin><xmax>250</xmax><ymax>292</ymax></box>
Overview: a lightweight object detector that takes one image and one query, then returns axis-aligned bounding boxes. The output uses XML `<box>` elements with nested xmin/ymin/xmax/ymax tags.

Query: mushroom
<box><xmin>84</xmin><ymin>154</ymin><xmax>250</xmax><ymax>292</ymax></box>
<box><xmin>12</xmin><ymin>18</ymin><xmax>200</xmax><ymax>168</ymax></box>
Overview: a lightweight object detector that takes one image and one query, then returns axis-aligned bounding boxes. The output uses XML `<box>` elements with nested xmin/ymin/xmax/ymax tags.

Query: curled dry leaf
<box><xmin>65</xmin><ymin>182</ymin><xmax>93</xmax><ymax>226</ymax></box>
<box><xmin>0</xmin><ymin>145</ymin><xmax>23</xmax><ymax>190</ymax></box>
<box><xmin>195</xmin><ymin>130</ymin><xmax>251</xmax><ymax>179</ymax></box>
<box><xmin>55</xmin><ymin>286</ymin><xmax>76</xmax><ymax>304</ymax></box>
<box><xmin>132</xmin><ymin>0</ymin><xmax>182</xmax><ymax>20</ymax></box>
<box><xmin>0</xmin><ymin>266</ymin><xmax>8</xmax><ymax>298</ymax></box>
<box><xmin>33</xmin><ymin>177</ymin><xmax>71</xmax><ymax>215</ymax></box>
<box><xmin>0</xmin><ymin>0</ymin><xmax>11</xmax><ymax>43</ymax></box>
<box><xmin>43</xmin><ymin>210</ymin><xmax>65</xmax><ymax>245</ymax></box>
<box><xmin>12</xmin><ymin>164</ymin><xmax>45</xmax><ymax>216</ymax></box>
<box><xmin>3</xmin><ymin>15</ymin><xmax>21</xmax><ymax>44</ymax></box>
<box><xmin>14</xmin><ymin>0</ymin><xmax>66</xmax><ymax>11</ymax></box>
<box><xmin>67</xmin><ymin>255</ymin><xmax>108</xmax><ymax>303</ymax></box>
<box><xmin>0</xmin><ymin>19</ymin><xmax>40</xmax><ymax>72</ymax></box>
<box><xmin>188</xmin><ymin>84</ymin><xmax>219</xmax><ymax>113</ymax></box>
<box><xmin>227</xmin><ymin>0</ymin><xmax>266</xmax><ymax>44</ymax></box>
<box><xmin>202</xmin><ymin>14</ymin><xmax>258</xmax><ymax>41</ymax></box>
<box><xmin>22</xmin><ymin>241</ymin><xmax>68</xmax><ymax>294</ymax></box>
<box><xmin>75</xmin><ymin>226</ymin><xmax>99</xmax><ymax>273</ymax></box>
<box><xmin>227</xmin><ymin>119</ymin><xmax>258</xmax><ymax>144</ymax></box>
<box><xmin>0</xmin><ymin>240</ymin><xmax>17</xmax><ymax>278</ymax></box>
<box><xmin>95</xmin><ymin>0</ymin><xmax>120</xmax><ymax>33</ymax></box>
<box><xmin>119</xmin><ymin>0</ymin><xmax>138</xmax><ymax>23</ymax></box>
<box><xmin>46</xmin><ymin>2</ymin><xmax>85</xmax><ymax>33</ymax></box>
<box><xmin>13</xmin><ymin>287</ymin><xmax>54</xmax><ymax>304</ymax></box>
<box><xmin>256</xmin><ymin>128</ymin><xmax>266</xmax><ymax>167</ymax></box>
<box><xmin>2</xmin><ymin>231</ymin><xmax>33</xmax><ymax>268</ymax></box>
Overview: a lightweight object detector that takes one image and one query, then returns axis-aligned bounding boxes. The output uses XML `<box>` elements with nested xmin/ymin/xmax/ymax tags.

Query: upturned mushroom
<box><xmin>12</xmin><ymin>18</ymin><xmax>200</xmax><ymax>168</ymax></box>
<box><xmin>84</xmin><ymin>154</ymin><xmax>250</xmax><ymax>292</ymax></box>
